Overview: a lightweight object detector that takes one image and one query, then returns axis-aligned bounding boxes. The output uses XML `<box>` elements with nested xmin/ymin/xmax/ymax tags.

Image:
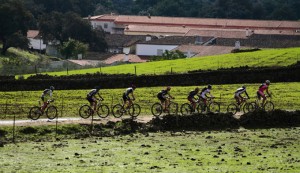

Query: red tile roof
<box><xmin>27</xmin><ymin>30</ymin><xmax>40</xmax><ymax>38</ymax></box>
<box><xmin>173</xmin><ymin>45</ymin><xmax>241</xmax><ymax>57</ymax></box>
<box><xmin>113</xmin><ymin>15</ymin><xmax>300</xmax><ymax>30</ymax></box>
<box><xmin>104</xmin><ymin>54</ymin><xmax>147</xmax><ymax>64</ymax></box>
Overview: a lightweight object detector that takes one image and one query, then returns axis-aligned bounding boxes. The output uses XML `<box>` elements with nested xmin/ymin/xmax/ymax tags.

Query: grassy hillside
<box><xmin>22</xmin><ymin>47</ymin><xmax>300</xmax><ymax>78</ymax></box>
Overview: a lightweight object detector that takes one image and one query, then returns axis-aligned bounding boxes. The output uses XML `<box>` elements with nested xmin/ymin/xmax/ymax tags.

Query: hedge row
<box><xmin>0</xmin><ymin>65</ymin><xmax>299</xmax><ymax>91</ymax></box>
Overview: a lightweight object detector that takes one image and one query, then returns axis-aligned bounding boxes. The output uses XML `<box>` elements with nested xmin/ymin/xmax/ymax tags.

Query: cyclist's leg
<box><xmin>41</xmin><ymin>96</ymin><xmax>48</xmax><ymax>112</ymax></box>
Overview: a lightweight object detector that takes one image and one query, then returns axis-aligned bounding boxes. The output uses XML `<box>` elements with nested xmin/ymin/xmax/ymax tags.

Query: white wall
<box><xmin>29</xmin><ymin>38</ymin><xmax>46</xmax><ymax>50</ymax></box>
<box><xmin>91</xmin><ymin>21</ymin><xmax>116</xmax><ymax>33</ymax></box>
<box><xmin>136</xmin><ymin>44</ymin><xmax>178</xmax><ymax>56</ymax></box>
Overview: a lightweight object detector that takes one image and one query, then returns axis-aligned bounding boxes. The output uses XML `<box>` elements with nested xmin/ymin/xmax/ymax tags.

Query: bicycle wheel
<box><xmin>243</xmin><ymin>102</ymin><xmax>255</xmax><ymax>113</ymax></box>
<box><xmin>129</xmin><ymin>103</ymin><xmax>141</xmax><ymax>117</ymax></box>
<box><xmin>251</xmin><ymin>101</ymin><xmax>260</xmax><ymax>111</ymax></box>
<box><xmin>79</xmin><ymin>105</ymin><xmax>92</xmax><ymax>119</ymax></box>
<box><xmin>97</xmin><ymin>104</ymin><xmax>110</xmax><ymax>118</ymax></box>
<box><xmin>227</xmin><ymin>103</ymin><xmax>237</xmax><ymax>115</ymax></box>
<box><xmin>167</xmin><ymin>102</ymin><xmax>178</xmax><ymax>115</ymax></box>
<box><xmin>208</xmin><ymin>102</ymin><xmax>220</xmax><ymax>113</ymax></box>
<box><xmin>180</xmin><ymin>103</ymin><xmax>193</xmax><ymax>116</ymax></box>
<box><xmin>263</xmin><ymin>101</ymin><xmax>274</xmax><ymax>112</ymax></box>
<box><xmin>46</xmin><ymin>106</ymin><xmax>58</xmax><ymax>119</ymax></box>
<box><xmin>197</xmin><ymin>102</ymin><xmax>207</xmax><ymax>113</ymax></box>
<box><xmin>112</xmin><ymin>104</ymin><xmax>124</xmax><ymax>118</ymax></box>
<box><xmin>151</xmin><ymin>103</ymin><xmax>163</xmax><ymax>117</ymax></box>
<box><xmin>29</xmin><ymin>106</ymin><xmax>42</xmax><ymax>120</ymax></box>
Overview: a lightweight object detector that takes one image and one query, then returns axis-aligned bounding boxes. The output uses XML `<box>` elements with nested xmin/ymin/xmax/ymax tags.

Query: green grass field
<box><xmin>0</xmin><ymin>126</ymin><xmax>299</xmax><ymax>172</ymax></box>
<box><xmin>21</xmin><ymin>47</ymin><xmax>300</xmax><ymax>78</ymax></box>
<box><xmin>0</xmin><ymin>82</ymin><xmax>299</xmax><ymax>119</ymax></box>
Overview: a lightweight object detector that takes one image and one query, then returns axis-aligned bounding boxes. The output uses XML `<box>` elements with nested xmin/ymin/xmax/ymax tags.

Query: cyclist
<box><xmin>41</xmin><ymin>86</ymin><xmax>55</xmax><ymax>112</ymax></box>
<box><xmin>199</xmin><ymin>84</ymin><xmax>214</xmax><ymax>107</ymax></box>
<box><xmin>157</xmin><ymin>86</ymin><xmax>175</xmax><ymax>112</ymax></box>
<box><xmin>187</xmin><ymin>87</ymin><xmax>200</xmax><ymax>111</ymax></box>
<box><xmin>257</xmin><ymin>80</ymin><xmax>271</xmax><ymax>106</ymax></box>
<box><xmin>86</xmin><ymin>86</ymin><xmax>103</xmax><ymax>112</ymax></box>
<box><xmin>123</xmin><ymin>84</ymin><xmax>136</xmax><ymax>108</ymax></box>
<box><xmin>234</xmin><ymin>85</ymin><xmax>250</xmax><ymax>106</ymax></box>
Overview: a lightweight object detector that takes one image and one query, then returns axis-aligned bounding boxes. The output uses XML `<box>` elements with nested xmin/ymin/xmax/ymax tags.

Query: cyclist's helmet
<box><xmin>50</xmin><ymin>86</ymin><xmax>55</xmax><ymax>91</ymax></box>
<box><xmin>265</xmin><ymin>80</ymin><xmax>270</xmax><ymax>85</ymax></box>
<box><xmin>131</xmin><ymin>84</ymin><xmax>136</xmax><ymax>90</ymax></box>
<box><xmin>242</xmin><ymin>85</ymin><xmax>246</xmax><ymax>89</ymax></box>
<box><xmin>208</xmin><ymin>84</ymin><xmax>212</xmax><ymax>89</ymax></box>
<box><xmin>166</xmin><ymin>86</ymin><xmax>171</xmax><ymax>91</ymax></box>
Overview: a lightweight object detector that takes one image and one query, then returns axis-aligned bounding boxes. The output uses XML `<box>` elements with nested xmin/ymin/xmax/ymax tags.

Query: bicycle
<box><xmin>29</xmin><ymin>99</ymin><xmax>58</xmax><ymax>120</ymax></box>
<box><xmin>79</xmin><ymin>98</ymin><xmax>110</xmax><ymax>119</ymax></box>
<box><xmin>227</xmin><ymin>97</ymin><xmax>254</xmax><ymax>115</ymax></box>
<box><xmin>198</xmin><ymin>97</ymin><xmax>220</xmax><ymax>113</ymax></box>
<box><xmin>112</xmin><ymin>99</ymin><xmax>141</xmax><ymax>118</ymax></box>
<box><xmin>180</xmin><ymin>98</ymin><xmax>200</xmax><ymax>116</ymax></box>
<box><xmin>151</xmin><ymin>97</ymin><xmax>178</xmax><ymax>117</ymax></box>
<box><xmin>251</xmin><ymin>94</ymin><xmax>274</xmax><ymax>111</ymax></box>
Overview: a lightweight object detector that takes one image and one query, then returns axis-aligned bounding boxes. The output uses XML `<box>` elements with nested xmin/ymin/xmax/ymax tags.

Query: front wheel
<box><xmin>29</xmin><ymin>106</ymin><xmax>42</xmax><ymax>120</ymax></box>
<box><xmin>112</xmin><ymin>104</ymin><xmax>124</xmax><ymax>118</ymax></box>
<box><xmin>46</xmin><ymin>106</ymin><xmax>58</xmax><ymax>119</ymax></box>
<box><xmin>208</xmin><ymin>102</ymin><xmax>220</xmax><ymax>113</ymax></box>
<box><xmin>79</xmin><ymin>105</ymin><xmax>92</xmax><ymax>119</ymax></box>
<box><xmin>243</xmin><ymin>102</ymin><xmax>255</xmax><ymax>113</ymax></box>
<box><xmin>129</xmin><ymin>103</ymin><xmax>141</xmax><ymax>117</ymax></box>
<box><xmin>167</xmin><ymin>102</ymin><xmax>178</xmax><ymax>115</ymax></box>
<box><xmin>263</xmin><ymin>101</ymin><xmax>274</xmax><ymax>111</ymax></box>
<box><xmin>180</xmin><ymin>103</ymin><xmax>193</xmax><ymax>116</ymax></box>
<box><xmin>97</xmin><ymin>104</ymin><xmax>110</xmax><ymax>118</ymax></box>
<box><xmin>227</xmin><ymin>103</ymin><xmax>237</xmax><ymax>115</ymax></box>
<box><xmin>151</xmin><ymin>103</ymin><xmax>163</xmax><ymax>117</ymax></box>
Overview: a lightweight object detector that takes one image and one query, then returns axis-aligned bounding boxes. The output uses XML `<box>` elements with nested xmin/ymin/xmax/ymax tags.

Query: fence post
<box><xmin>5</xmin><ymin>100</ymin><xmax>8</xmax><ymax>118</ymax></box>
<box><xmin>171</xmin><ymin>67</ymin><xmax>173</xmax><ymax>74</ymax></box>
<box><xmin>13</xmin><ymin>115</ymin><xmax>16</xmax><ymax>143</ymax></box>
<box><xmin>134</xmin><ymin>66</ymin><xmax>137</xmax><ymax>75</ymax></box>
<box><xmin>91</xmin><ymin>113</ymin><xmax>94</xmax><ymax>135</ymax></box>
<box><xmin>61</xmin><ymin>96</ymin><xmax>64</xmax><ymax>118</ymax></box>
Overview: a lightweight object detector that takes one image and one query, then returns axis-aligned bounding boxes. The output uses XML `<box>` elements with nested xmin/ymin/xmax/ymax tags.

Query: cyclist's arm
<box><xmin>97</xmin><ymin>93</ymin><xmax>104</xmax><ymax>100</ymax></box>
<box><xmin>245</xmin><ymin>91</ymin><xmax>250</xmax><ymax>98</ymax></box>
<box><xmin>130</xmin><ymin>93</ymin><xmax>135</xmax><ymax>100</ymax></box>
<box><xmin>266</xmin><ymin>88</ymin><xmax>271</xmax><ymax>97</ymax></box>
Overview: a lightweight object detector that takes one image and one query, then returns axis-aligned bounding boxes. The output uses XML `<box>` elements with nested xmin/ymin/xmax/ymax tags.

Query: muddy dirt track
<box><xmin>1</xmin><ymin>110</ymin><xmax>300</xmax><ymax>131</ymax></box>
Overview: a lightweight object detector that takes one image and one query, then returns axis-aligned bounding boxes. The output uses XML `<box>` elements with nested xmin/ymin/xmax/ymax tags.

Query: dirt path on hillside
<box><xmin>0</xmin><ymin>115</ymin><xmax>155</xmax><ymax>127</ymax></box>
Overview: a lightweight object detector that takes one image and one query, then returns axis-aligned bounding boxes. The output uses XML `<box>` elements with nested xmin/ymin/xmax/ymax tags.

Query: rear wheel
<box><xmin>151</xmin><ymin>103</ymin><xmax>163</xmax><ymax>117</ymax></box>
<box><xmin>29</xmin><ymin>106</ymin><xmax>42</xmax><ymax>120</ymax></box>
<box><xmin>243</xmin><ymin>102</ymin><xmax>255</xmax><ymax>113</ymax></box>
<box><xmin>112</xmin><ymin>104</ymin><xmax>124</xmax><ymax>118</ymax></box>
<box><xmin>227</xmin><ymin>103</ymin><xmax>237</xmax><ymax>115</ymax></box>
<box><xmin>129</xmin><ymin>103</ymin><xmax>141</xmax><ymax>117</ymax></box>
<box><xmin>79</xmin><ymin>105</ymin><xmax>92</xmax><ymax>119</ymax></box>
<box><xmin>197</xmin><ymin>102</ymin><xmax>207</xmax><ymax>113</ymax></box>
<box><xmin>46</xmin><ymin>106</ymin><xmax>58</xmax><ymax>119</ymax></box>
<box><xmin>180</xmin><ymin>103</ymin><xmax>193</xmax><ymax>116</ymax></box>
<box><xmin>97</xmin><ymin>104</ymin><xmax>110</xmax><ymax>118</ymax></box>
<box><xmin>264</xmin><ymin>101</ymin><xmax>274</xmax><ymax>111</ymax></box>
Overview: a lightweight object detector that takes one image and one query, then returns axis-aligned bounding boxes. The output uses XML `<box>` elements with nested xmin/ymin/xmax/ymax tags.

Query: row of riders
<box><xmin>39</xmin><ymin>80</ymin><xmax>271</xmax><ymax>116</ymax></box>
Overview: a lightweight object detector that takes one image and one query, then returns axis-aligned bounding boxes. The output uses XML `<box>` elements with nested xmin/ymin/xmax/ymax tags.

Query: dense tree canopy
<box><xmin>0</xmin><ymin>0</ymin><xmax>32</xmax><ymax>55</ymax></box>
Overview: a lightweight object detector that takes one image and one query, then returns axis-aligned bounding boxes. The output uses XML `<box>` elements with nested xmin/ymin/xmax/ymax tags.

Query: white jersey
<box><xmin>41</xmin><ymin>89</ymin><xmax>53</xmax><ymax>98</ymax></box>
<box><xmin>200</xmin><ymin>88</ymin><xmax>211</xmax><ymax>98</ymax></box>
<box><xmin>235</xmin><ymin>87</ymin><xmax>246</xmax><ymax>95</ymax></box>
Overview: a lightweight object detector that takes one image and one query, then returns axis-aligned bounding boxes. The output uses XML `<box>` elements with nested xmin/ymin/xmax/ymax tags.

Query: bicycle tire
<box><xmin>208</xmin><ymin>102</ymin><xmax>220</xmax><ymax>113</ymax></box>
<box><xmin>29</xmin><ymin>106</ymin><xmax>42</xmax><ymax>120</ymax></box>
<box><xmin>227</xmin><ymin>103</ymin><xmax>237</xmax><ymax>115</ymax></box>
<box><xmin>243</xmin><ymin>102</ymin><xmax>255</xmax><ymax>113</ymax></box>
<box><xmin>168</xmin><ymin>102</ymin><xmax>178</xmax><ymax>115</ymax></box>
<box><xmin>151</xmin><ymin>103</ymin><xmax>163</xmax><ymax>117</ymax></box>
<box><xmin>197</xmin><ymin>102</ymin><xmax>207</xmax><ymax>113</ymax></box>
<box><xmin>180</xmin><ymin>103</ymin><xmax>193</xmax><ymax>116</ymax></box>
<box><xmin>129</xmin><ymin>103</ymin><xmax>141</xmax><ymax>117</ymax></box>
<box><xmin>46</xmin><ymin>106</ymin><xmax>58</xmax><ymax>119</ymax></box>
<box><xmin>263</xmin><ymin>101</ymin><xmax>274</xmax><ymax>112</ymax></box>
<box><xmin>79</xmin><ymin>105</ymin><xmax>92</xmax><ymax>119</ymax></box>
<box><xmin>97</xmin><ymin>104</ymin><xmax>110</xmax><ymax>118</ymax></box>
<box><xmin>112</xmin><ymin>104</ymin><xmax>124</xmax><ymax>118</ymax></box>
